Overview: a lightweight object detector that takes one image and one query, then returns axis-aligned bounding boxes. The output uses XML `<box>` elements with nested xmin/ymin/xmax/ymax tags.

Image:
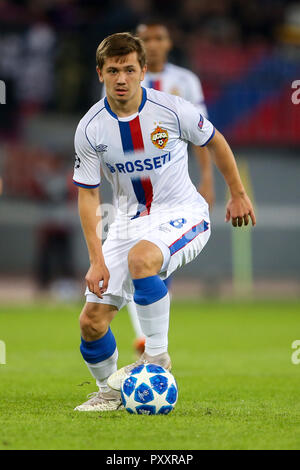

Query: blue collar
<box><xmin>104</xmin><ymin>87</ymin><xmax>147</xmax><ymax>119</ymax></box>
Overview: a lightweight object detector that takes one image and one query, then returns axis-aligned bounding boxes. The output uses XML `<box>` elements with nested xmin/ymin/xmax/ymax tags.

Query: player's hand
<box><xmin>85</xmin><ymin>262</ymin><xmax>110</xmax><ymax>298</ymax></box>
<box><xmin>198</xmin><ymin>181</ymin><xmax>215</xmax><ymax>209</ymax></box>
<box><xmin>225</xmin><ymin>193</ymin><xmax>256</xmax><ymax>227</ymax></box>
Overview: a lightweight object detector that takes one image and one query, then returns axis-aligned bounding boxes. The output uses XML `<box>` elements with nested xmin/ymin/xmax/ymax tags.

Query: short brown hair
<box><xmin>96</xmin><ymin>32</ymin><xmax>146</xmax><ymax>70</ymax></box>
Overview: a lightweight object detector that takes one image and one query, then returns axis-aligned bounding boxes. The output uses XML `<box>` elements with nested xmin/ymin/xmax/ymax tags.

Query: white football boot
<box><xmin>74</xmin><ymin>388</ymin><xmax>124</xmax><ymax>412</ymax></box>
<box><xmin>107</xmin><ymin>351</ymin><xmax>172</xmax><ymax>392</ymax></box>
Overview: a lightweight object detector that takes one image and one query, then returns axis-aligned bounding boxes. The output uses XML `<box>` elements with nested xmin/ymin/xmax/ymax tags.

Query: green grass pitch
<box><xmin>0</xmin><ymin>299</ymin><xmax>299</xmax><ymax>450</ymax></box>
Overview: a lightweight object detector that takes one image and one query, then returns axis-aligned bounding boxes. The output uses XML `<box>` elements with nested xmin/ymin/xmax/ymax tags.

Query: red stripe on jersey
<box><xmin>129</xmin><ymin>115</ymin><xmax>144</xmax><ymax>151</ymax></box>
<box><xmin>128</xmin><ymin>115</ymin><xmax>153</xmax><ymax>218</ymax></box>
<box><xmin>141</xmin><ymin>177</ymin><xmax>153</xmax><ymax>214</ymax></box>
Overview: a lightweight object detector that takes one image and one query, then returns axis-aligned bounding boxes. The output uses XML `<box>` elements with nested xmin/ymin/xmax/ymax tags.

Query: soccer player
<box><xmin>103</xmin><ymin>21</ymin><xmax>215</xmax><ymax>355</ymax></box>
<box><xmin>73</xmin><ymin>33</ymin><xmax>256</xmax><ymax>411</ymax></box>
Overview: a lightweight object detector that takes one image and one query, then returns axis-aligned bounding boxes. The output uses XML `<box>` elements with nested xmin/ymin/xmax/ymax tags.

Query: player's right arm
<box><xmin>73</xmin><ymin>121</ymin><xmax>109</xmax><ymax>298</ymax></box>
<box><xmin>78</xmin><ymin>187</ymin><xmax>109</xmax><ymax>298</ymax></box>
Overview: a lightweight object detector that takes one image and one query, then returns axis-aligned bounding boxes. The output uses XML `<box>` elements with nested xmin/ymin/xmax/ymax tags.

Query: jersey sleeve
<box><xmin>177</xmin><ymin>96</ymin><xmax>215</xmax><ymax>147</ymax></box>
<box><xmin>73</xmin><ymin>124</ymin><xmax>101</xmax><ymax>188</ymax></box>
<box><xmin>185</xmin><ymin>72</ymin><xmax>208</xmax><ymax>118</ymax></box>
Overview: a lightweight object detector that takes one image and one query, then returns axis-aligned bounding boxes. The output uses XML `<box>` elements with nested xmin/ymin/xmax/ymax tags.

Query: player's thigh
<box><xmin>85</xmin><ymin>235</ymin><xmax>137</xmax><ymax>308</ymax></box>
<box><xmin>143</xmin><ymin>207</ymin><xmax>211</xmax><ymax>278</ymax></box>
<box><xmin>167</xmin><ymin>219</ymin><xmax>211</xmax><ymax>277</ymax></box>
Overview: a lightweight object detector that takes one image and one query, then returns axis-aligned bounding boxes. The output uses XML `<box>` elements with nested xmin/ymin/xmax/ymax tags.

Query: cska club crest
<box><xmin>151</xmin><ymin>126</ymin><xmax>169</xmax><ymax>149</ymax></box>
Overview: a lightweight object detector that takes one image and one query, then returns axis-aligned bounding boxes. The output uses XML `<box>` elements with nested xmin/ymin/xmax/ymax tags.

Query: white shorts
<box><xmin>85</xmin><ymin>203</ymin><xmax>211</xmax><ymax>310</ymax></box>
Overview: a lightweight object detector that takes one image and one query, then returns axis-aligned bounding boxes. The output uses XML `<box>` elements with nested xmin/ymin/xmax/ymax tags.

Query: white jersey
<box><xmin>73</xmin><ymin>87</ymin><xmax>215</xmax><ymax>221</ymax></box>
<box><xmin>141</xmin><ymin>63</ymin><xmax>208</xmax><ymax>117</ymax></box>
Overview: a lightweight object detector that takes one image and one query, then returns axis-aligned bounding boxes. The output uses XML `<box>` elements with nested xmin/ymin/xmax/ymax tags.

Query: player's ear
<box><xmin>96</xmin><ymin>66</ymin><xmax>104</xmax><ymax>83</ymax></box>
<box><xmin>166</xmin><ymin>37</ymin><xmax>172</xmax><ymax>54</ymax></box>
<box><xmin>140</xmin><ymin>64</ymin><xmax>147</xmax><ymax>82</ymax></box>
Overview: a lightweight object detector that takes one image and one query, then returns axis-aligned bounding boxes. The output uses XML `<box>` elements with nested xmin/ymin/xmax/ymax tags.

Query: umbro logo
<box><xmin>96</xmin><ymin>144</ymin><xmax>108</xmax><ymax>153</ymax></box>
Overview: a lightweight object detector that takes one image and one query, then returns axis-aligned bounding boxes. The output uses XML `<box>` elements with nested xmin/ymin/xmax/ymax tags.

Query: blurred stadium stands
<box><xmin>0</xmin><ymin>0</ymin><xmax>300</xmax><ymax>300</ymax></box>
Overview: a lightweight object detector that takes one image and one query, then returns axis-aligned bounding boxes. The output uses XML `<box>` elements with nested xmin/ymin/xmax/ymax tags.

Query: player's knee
<box><xmin>128</xmin><ymin>246</ymin><xmax>157</xmax><ymax>278</ymax></box>
<box><xmin>79</xmin><ymin>304</ymin><xmax>109</xmax><ymax>340</ymax></box>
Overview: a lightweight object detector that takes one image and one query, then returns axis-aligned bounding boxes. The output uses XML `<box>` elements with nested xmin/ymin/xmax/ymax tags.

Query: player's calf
<box><xmin>108</xmin><ymin>272</ymin><xmax>172</xmax><ymax>391</ymax></box>
<box><xmin>128</xmin><ymin>242</ymin><xmax>170</xmax><ymax>359</ymax></box>
<box><xmin>79</xmin><ymin>302</ymin><xmax>116</xmax><ymax>341</ymax></box>
<box><xmin>76</xmin><ymin>302</ymin><xmax>120</xmax><ymax>410</ymax></box>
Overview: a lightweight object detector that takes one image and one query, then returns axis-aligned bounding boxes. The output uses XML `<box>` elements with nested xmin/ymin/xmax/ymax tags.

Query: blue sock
<box><xmin>133</xmin><ymin>275</ymin><xmax>170</xmax><ymax>356</ymax></box>
<box><xmin>133</xmin><ymin>275</ymin><xmax>168</xmax><ymax>306</ymax></box>
<box><xmin>80</xmin><ymin>327</ymin><xmax>116</xmax><ymax>364</ymax></box>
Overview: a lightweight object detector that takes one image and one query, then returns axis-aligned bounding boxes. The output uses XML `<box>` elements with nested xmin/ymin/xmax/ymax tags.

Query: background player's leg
<box><xmin>126</xmin><ymin>300</ymin><xmax>146</xmax><ymax>355</ymax></box>
<box><xmin>127</xmin><ymin>300</ymin><xmax>144</xmax><ymax>338</ymax></box>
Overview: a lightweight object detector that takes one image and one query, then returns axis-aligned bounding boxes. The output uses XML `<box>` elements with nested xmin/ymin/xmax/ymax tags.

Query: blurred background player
<box><xmin>126</xmin><ymin>21</ymin><xmax>216</xmax><ymax>355</ymax></box>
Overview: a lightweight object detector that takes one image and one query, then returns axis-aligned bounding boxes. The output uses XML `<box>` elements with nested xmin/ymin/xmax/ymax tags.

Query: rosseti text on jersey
<box><xmin>105</xmin><ymin>152</ymin><xmax>171</xmax><ymax>174</ymax></box>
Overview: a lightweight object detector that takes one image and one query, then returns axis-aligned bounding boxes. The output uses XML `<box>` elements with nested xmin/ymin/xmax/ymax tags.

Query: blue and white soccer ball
<box><xmin>121</xmin><ymin>364</ymin><xmax>178</xmax><ymax>415</ymax></box>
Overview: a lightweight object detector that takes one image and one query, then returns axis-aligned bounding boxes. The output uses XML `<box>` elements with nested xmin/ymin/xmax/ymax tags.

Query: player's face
<box><xmin>137</xmin><ymin>25</ymin><xmax>172</xmax><ymax>68</ymax></box>
<box><xmin>97</xmin><ymin>52</ymin><xmax>146</xmax><ymax>104</ymax></box>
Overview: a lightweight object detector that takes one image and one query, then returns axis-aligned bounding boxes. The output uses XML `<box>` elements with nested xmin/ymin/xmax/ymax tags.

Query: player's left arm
<box><xmin>193</xmin><ymin>145</ymin><xmax>215</xmax><ymax>209</ymax></box>
<box><xmin>186</xmin><ymin>72</ymin><xmax>215</xmax><ymax>209</ymax></box>
<box><xmin>206</xmin><ymin>129</ymin><xmax>256</xmax><ymax>227</ymax></box>
<box><xmin>176</xmin><ymin>95</ymin><xmax>255</xmax><ymax>226</ymax></box>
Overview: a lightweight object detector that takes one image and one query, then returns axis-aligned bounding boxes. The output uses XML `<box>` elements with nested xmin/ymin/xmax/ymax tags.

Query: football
<box><xmin>120</xmin><ymin>363</ymin><xmax>178</xmax><ymax>415</ymax></box>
